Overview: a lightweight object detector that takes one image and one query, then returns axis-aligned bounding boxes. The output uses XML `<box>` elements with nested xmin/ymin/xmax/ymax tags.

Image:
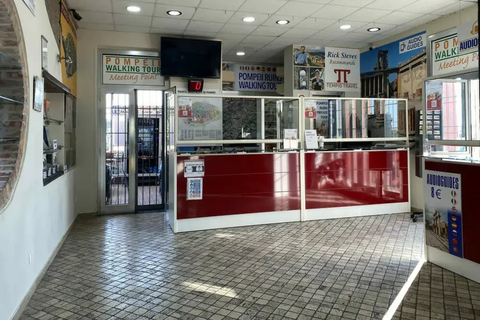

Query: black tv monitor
<box><xmin>160</xmin><ymin>37</ymin><xmax>221</xmax><ymax>79</ymax></box>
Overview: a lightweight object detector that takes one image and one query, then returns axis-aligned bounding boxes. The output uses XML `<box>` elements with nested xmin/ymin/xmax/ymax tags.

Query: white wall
<box><xmin>362</xmin><ymin>4</ymin><xmax>478</xmax><ymax>210</ymax></box>
<box><xmin>0</xmin><ymin>1</ymin><xmax>77</xmax><ymax>320</ymax></box>
<box><xmin>75</xmin><ymin>30</ymin><xmax>221</xmax><ymax>214</ymax></box>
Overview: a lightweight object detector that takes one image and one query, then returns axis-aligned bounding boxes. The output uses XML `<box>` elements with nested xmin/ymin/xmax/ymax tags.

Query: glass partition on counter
<box><xmin>303</xmin><ymin>98</ymin><xmax>409</xmax><ymax>150</ymax></box>
<box><xmin>423</xmin><ymin>78</ymin><xmax>479</xmax><ymax>157</ymax></box>
<box><xmin>175</xmin><ymin>95</ymin><xmax>301</xmax><ymax>153</ymax></box>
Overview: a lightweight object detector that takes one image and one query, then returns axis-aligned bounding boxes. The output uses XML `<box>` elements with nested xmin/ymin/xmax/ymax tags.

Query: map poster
<box><xmin>178</xmin><ymin>98</ymin><xmax>222</xmax><ymax>141</ymax></box>
<box><xmin>424</xmin><ymin>170</ymin><xmax>463</xmax><ymax>258</ymax></box>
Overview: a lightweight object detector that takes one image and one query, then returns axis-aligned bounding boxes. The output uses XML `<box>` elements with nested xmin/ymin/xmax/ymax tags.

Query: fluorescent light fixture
<box><xmin>126</xmin><ymin>6</ymin><xmax>141</xmax><ymax>13</ymax></box>
<box><xmin>276</xmin><ymin>20</ymin><xmax>290</xmax><ymax>25</ymax></box>
<box><xmin>167</xmin><ymin>10</ymin><xmax>182</xmax><ymax>16</ymax></box>
<box><xmin>340</xmin><ymin>24</ymin><xmax>351</xmax><ymax>30</ymax></box>
<box><xmin>456</xmin><ymin>77</ymin><xmax>462</xmax><ymax>80</ymax></box>
<box><xmin>367</xmin><ymin>27</ymin><xmax>381</xmax><ymax>32</ymax></box>
<box><xmin>236</xmin><ymin>51</ymin><xmax>246</xmax><ymax>56</ymax></box>
<box><xmin>242</xmin><ymin>17</ymin><xmax>255</xmax><ymax>22</ymax></box>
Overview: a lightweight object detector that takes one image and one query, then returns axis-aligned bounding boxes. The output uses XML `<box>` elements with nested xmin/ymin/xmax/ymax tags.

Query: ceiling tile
<box><xmin>112</xmin><ymin>1</ymin><xmax>155</xmax><ymax>15</ymax></box>
<box><xmin>306</xmin><ymin>30</ymin><xmax>348</xmax><ymax>40</ymax></box>
<box><xmin>66</xmin><ymin>0</ymin><xmax>112</xmax><ymax>13</ymax></box>
<box><xmin>344</xmin><ymin>8</ymin><xmax>392</xmax><ymax>22</ymax></box>
<box><xmin>156</xmin><ymin>0</ymin><xmax>200</xmax><ymax>6</ymax></box>
<box><xmin>216</xmin><ymin>33</ymin><xmax>248</xmax><ymax>42</ymax></box>
<box><xmin>251</xmin><ymin>26</ymin><xmax>288</xmax><ymax>37</ymax></box>
<box><xmin>294</xmin><ymin>17</ymin><xmax>336</xmax><ymax>29</ymax></box>
<box><xmin>241</xmin><ymin>35</ymin><xmax>277</xmax><ymax>44</ymax></box>
<box><xmin>77</xmin><ymin>22</ymin><xmax>114</xmax><ymax>31</ymax></box>
<box><xmin>375</xmin><ymin>11</ymin><xmax>424</xmax><ymax>25</ymax></box>
<box><xmin>310</xmin><ymin>4</ymin><xmax>359</xmax><ymax>19</ymax></box>
<box><xmin>114</xmin><ymin>14</ymin><xmax>152</xmax><ymax>27</ymax></box>
<box><xmin>323</xmin><ymin>21</ymin><xmax>368</xmax><ymax>32</ymax></box>
<box><xmin>403</xmin><ymin>14</ymin><xmax>441</xmax><ymax>27</ymax></box>
<box><xmin>281</xmin><ymin>28</ymin><xmax>319</xmax><ymax>38</ymax></box>
<box><xmin>199</xmin><ymin>0</ymin><xmax>245</xmax><ymax>10</ymax></box>
<box><xmin>149</xmin><ymin>28</ymin><xmax>185</xmax><ymax>35</ymax></box>
<box><xmin>432</xmin><ymin>1</ymin><xmax>476</xmax><ymax>15</ymax></box>
<box><xmin>399</xmin><ymin>0</ymin><xmax>457</xmax><ymax>14</ymax></box>
<box><xmin>289</xmin><ymin>0</ymin><xmax>330</xmax><ymax>3</ymax></box>
<box><xmin>220</xmin><ymin>23</ymin><xmax>258</xmax><ymax>35</ymax></box>
<box><xmin>269</xmin><ymin>36</ymin><xmax>307</xmax><ymax>46</ymax></box>
<box><xmin>115</xmin><ymin>25</ymin><xmax>151</xmax><ymax>33</ymax></box>
<box><xmin>151</xmin><ymin>17</ymin><xmax>189</xmax><ymax>29</ymax></box>
<box><xmin>192</xmin><ymin>8</ymin><xmax>234</xmax><ymax>23</ymax></box>
<box><xmin>367</xmin><ymin>0</ymin><xmax>416</xmax><ymax>11</ymax></box>
<box><xmin>237</xmin><ymin>0</ymin><xmax>288</xmax><ymax>14</ymax></box>
<box><xmin>227</xmin><ymin>12</ymin><xmax>270</xmax><ymax>25</ymax></box>
<box><xmin>186</xmin><ymin>20</ymin><xmax>225</xmax><ymax>33</ymax></box>
<box><xmin>274</xmin><ymin>2</ymin><xmax>325</xmax><ymax>17</ymax></box>
<box><xmin>77</xmin><ymin>11</ymin><xmax>114</xmax><ymax>24</ymax></box>
<box><xmin>153</xmin><ymin>4</ymin><xmax>196</xmax><ymax>19</ymax></box>
<box><xmin>328</xmin><ymin>0</ymin><xmax>375</xmax><ymax>7</ymax></box>
<box><xmin>261</xmin><ymin>15</ymin><xmax>304</xmax><ymax>28</ymax></box>
<box><xmin>182</xmin><ymin>30</ymin><xmax>218</xmax><ymax>38</ymax></box>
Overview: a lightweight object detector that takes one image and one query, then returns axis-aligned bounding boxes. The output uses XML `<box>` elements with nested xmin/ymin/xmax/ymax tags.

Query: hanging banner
<box><xmin>60</xmin><ymin>0</ymin><xmax>77</xmax><ymax>96</ymax></box>
<box><xmin>424</xmin><ymin>170</ymin><xmax>463</xmax><ymax>258</ymax></box>
<box><xmin>324</xmin><ymin>47</ymin><xmax>360</xmax><ymax>92</ymax></box>
<box><xmin>102</xmin><ymin>55</ymin><xmax>165</xmax><ymax>85</ymax></box>
<box><xmin>233</xmin><ymin>64</ymin><xmax>283</xmax><ymax>92</ymax></box>
<box><xmin>457</xmin><ymin>20</ymin><xmax>478</xmax><ymax>54</ymax></box>
<box><xmin>431</xmin><ymin>32</ymin><xmax>479</xmax><ymax>76</ymax></box>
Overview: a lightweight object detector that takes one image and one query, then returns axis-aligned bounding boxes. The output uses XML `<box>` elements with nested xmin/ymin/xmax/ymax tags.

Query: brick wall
<box><xmin>45</xmin><ymin>0</ymin><xmax>60</xmax><ymax>51</ymax></box>
<box><xmin>0</xmin><ymin>0</ymin><xmax>29</xmax><ymax>210</ymax></box>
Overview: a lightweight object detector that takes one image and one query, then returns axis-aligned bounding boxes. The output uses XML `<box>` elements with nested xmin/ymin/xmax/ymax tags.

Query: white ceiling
<box><xmin>66</xmin><ymin>0</ymin><xmax>478</xmax><ymax>63</ymax></box>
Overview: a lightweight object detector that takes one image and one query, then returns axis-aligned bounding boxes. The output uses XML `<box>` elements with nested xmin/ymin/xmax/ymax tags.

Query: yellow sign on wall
<box><xmin>60</xmin><ymin>0</ymin><xmax>77</xmax><ymax>96</ymax></box>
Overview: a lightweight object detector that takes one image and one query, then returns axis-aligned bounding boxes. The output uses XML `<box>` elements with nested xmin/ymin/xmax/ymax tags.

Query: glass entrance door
<box><xmin>101</xmin><ymin>91</ymin><xmax>136</xmax><ymax>214</ymax></box>
<box><xmin>135</xmin><ymin>90</ymin><xmax>164</xmax><ymax>211</ymax></box>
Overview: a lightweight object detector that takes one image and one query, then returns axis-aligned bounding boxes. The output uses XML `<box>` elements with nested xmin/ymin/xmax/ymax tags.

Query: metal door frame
<box><xmin>99</xmin><ymin>88</ymin><xmax>136</xmax><ymax>214</ymax></box>
<box><xmin>97</xmin><ymin>49</ymin><xmax>170</xmax><ymax>215</ymax></box>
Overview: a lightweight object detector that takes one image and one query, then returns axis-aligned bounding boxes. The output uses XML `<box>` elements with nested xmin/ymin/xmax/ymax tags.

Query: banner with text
<box><xmin>103</xmin><ymin>55</ymin><xmax>165</xmax><ymax>85</ymax></box>
<box><xmin>233</xmin><ymin>64</ymin><xmax>283</xmax><ymax>92</ymax></box>
<box><xmin>324</xmin><ymin>47</ymin><xmax>360</xmax><ymax>92</ymax></box>
<box><xmin>431</xmin><ymin>32</ymin><xmax>479</xmax><ymax>76</ymax></box>
<box><xmin>458</xmin><ymin>20</ymin><xmax>478</xmax><ymax>55</ymax></box>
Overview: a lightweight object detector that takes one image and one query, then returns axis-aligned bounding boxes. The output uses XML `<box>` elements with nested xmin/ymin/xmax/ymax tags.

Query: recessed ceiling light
<box><xmin>367</xmin><ymin>27</ymin><xmax>381</xmax><ymax>32</ymax></box>
<box><xmin>340</xmin><ymin>24</ymin><xmax>351</xmax><ymax>30</ymax></box>
<box><xmin>243</xmin><ymin>17</ymin><xmax>255</xmax><ymax>22</ymax></box>
<box><xmin>276</xmin><ymin>20</ymin><xmax>290</xmax><ymax>25</ymax></box>
<box><xmin>167</xmin><ymin>10</ymin><xmax>182</xmax><ymax>16</ymax></box>
<box><xmin>126</xmin><ymin>5</ymin><xmax>141</xmax><ymax>13</ymax></box>
<box><xmin>236</xmin><ymin>51</ymin><xmax>246</xmax><ymax>56</ymax></box>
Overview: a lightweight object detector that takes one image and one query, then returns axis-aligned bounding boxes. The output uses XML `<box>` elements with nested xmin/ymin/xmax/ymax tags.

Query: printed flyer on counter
<box><xmin>424</xmin><ymin>170</ymin><xmax>463</xmax><ymax>258</ymax></box>
<box><xmin>178</xmin><ymin>97</ymin><xmax>222</xmax><ymax>141</ymax></box>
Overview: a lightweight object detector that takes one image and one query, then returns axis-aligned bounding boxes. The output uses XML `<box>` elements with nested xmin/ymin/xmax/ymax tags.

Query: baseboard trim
<box><xmin>10</xmin><ymin>215</ymin><xmax>78</xmax><ymax>320</ymax></box>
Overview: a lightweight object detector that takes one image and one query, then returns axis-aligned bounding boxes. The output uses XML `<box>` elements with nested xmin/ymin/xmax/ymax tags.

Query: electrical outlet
<box><xmin>29</xmin><ymin>252</ymin><xmax>33</xmax><ymax>264</ymax></box>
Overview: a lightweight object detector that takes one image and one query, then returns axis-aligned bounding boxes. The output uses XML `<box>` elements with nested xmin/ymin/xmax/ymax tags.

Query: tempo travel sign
<box><xmin>103</xmin><ymin>55</ymin><xmax>165</xmax><ymax>85</ymax></box>
<box><xmin>324</xmin><ymin>47</ymin><xmax>360</xmax><ymax>92</ymax></box>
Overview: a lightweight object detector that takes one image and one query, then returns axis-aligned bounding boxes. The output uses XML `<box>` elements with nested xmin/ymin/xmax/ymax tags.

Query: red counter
<box><xmin>305</xmin><ymin>150</ymin><xmax>409</xmax><ymax>209</ymax></box>
<box><xmin>176</xmin><ymin>153</ymin><xmax>301</xmax><ymax>220</ymax></box>
<box><xmin>171</xmin><ymin>149</ymin><xmax>410</xmax><ymax>232</ymax></box>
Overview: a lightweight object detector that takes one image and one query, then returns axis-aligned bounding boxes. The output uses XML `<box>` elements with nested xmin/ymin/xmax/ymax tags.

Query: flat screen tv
<box><xmin>160</xmin><ymin>37</ymin><xmax>221</xmax><ymax>79</ymax></box>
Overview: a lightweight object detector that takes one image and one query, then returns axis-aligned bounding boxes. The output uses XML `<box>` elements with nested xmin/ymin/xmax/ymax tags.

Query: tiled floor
<box><xmin>393</xmin><ymin>262</ymin><xmax>480</xmax><ymax>320</ymax></box>
<box><xmin>20</xmin><ymin>213</ymin><xmax>424</xmax><ymax>320</ymax></box>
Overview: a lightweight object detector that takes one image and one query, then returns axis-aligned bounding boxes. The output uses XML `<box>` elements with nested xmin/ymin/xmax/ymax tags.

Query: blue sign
<box><xmin>448</xmin><ymin>211</ymin><xmax>463</xmax><ymax>258</ymax></box>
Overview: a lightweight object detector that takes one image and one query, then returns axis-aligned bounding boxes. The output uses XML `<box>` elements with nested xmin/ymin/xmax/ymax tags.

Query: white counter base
<box><xmin>305</xmin><ymin>202</ymin><xmax>410</xmax><ymax>221</ymax></box>
<box><xmin>176</xmin><ymin>210</ymin><xmax>301</xmax><ymax>233</ymax></box>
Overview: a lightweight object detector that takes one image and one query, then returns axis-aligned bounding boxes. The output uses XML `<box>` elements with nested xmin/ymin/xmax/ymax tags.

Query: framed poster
<box><xmin>33</xmin><ymin>76</ymin><xmax>44</xmax><ymax>112</ymax></box>
<box><xmin>41</xmin><ymin>36</ymin><xmax>48</xmax><ymax>71</ymax></box>
<box><xmin>187</xmin><ymin>178</ymin><xmax>203</xmax><ymax>200</ymax></box>
<box><xmin>22</xmin><ymin>0</ymin><xmax>35</xmax><ymax>15</ymax></box>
